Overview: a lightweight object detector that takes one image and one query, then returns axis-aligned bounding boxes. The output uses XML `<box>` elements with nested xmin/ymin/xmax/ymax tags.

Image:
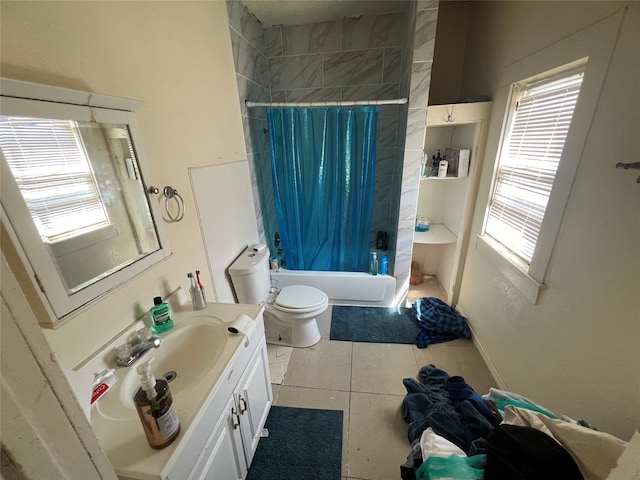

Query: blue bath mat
<box><xmin>246</xmin><ymin>406</ymin><xmax>343</xmax><ymax>480</ymax></box>
<box><xmin>330</xmin><ymin>305</ymin><xmax>421</xmax><ymax>344</ymax></box>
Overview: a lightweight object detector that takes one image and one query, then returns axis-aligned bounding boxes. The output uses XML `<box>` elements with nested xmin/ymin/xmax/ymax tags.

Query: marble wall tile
<box><xmin>341</xmin><ymin>82</ymin><xmax>398</xmax><ymax>102</ymax></box>
<box><xmin>379</xmin><ymin>104</ymin><xmax>399</xmax><ymax>118</ymax></box>
<box><xmin>264</xmin><ymin>26</ymin><xmax>282</xmax><ymax>57</ymax></box>
<box><xmin>413</xmin><ymin>9</ymin><xmax>438</xmax><ymax>62</ymax></box>
<box><xmin>285</xmin><ymin>87</ymin><xmax>341</xmax><ymax>103</ymax></box>
<box><xmin>230</xmin><ymin>29</ymin><xmax>269</xmax><ymax>88</ymax></box>
<box><xmin>408</xmin><ymin>61</ymin><xmax>432</xmax><ymax>109</ymax></box>
<box><xmin>376</xmin><ymin>147</ymin><xmax>396</xmax><ymax>177</ymax></box>
<box><xmin>243</xmin><ymin>116</ymin><xmax>269</xmax><ymax>155</ymax></box>
<box><xmin>226</xmin><ymin>0</ymin><xmax>265</xmax><ymax>55</ymax></box>
<box><xmin>404</xmin><ymin>107</ymin><xmax>427</xmax><ymax>150</ymax></box>
<box><xmin>398</xmin><ymin>186</ymin><xmax>419</xmax><ymax>222</ymax></box>
<box><xmin>389</xmin><ymin>170</ymin><xmax>402</xmax><ymax>221</ymax></box>
<box><xmin>342</xmin><ymin>13</ymin><xmax>404</xmax><ymax>51</ymax></box>
<box><xmin>383</xmin><ymin>48</ymin><xmax>402</xmax><ymax>84</ymax></box>
<box><xmin>282</xmin><ymin>21</ymin><xmax>341</xmax><ymax>55</ymax></box>
<box><xmin>402</xmin><ymin>149</ymin><xmax>423</xmax><ymax>189</ymax></box>
<box><xmin>268</xmin><ymin>54</ymin><xmax>323</xmax><ymax>91</ymax></box>
<box><xmin>271</xmin><ymin>90</ymin><xmax>286</xmax><ymax>102</ymax></box>
<box><xmin>246</xmin><ymin>152</ymin><xmax>258</xmax><ymax>189</ymax></box>
<box><xmin>372</xmin><ymin>209</ymin><xmax>392</xmax><ymax>239</ymax></box>
<box><xmin>236</xmin><ymin>74</ymin><xmax>269</xmax><ymax>119</ymax></box>
<box><xmin>394</xmin><ymin>221</ymin><xmax>416</xmax><ymax>272</ymax></box>
<box><xmin>417</xmin><ymin>0</ymin><xmax>439</xmax><ymax>11</ymax></box>
<box><xmin>378</xmin><ymin>115</ymin><xmax>398</xmax><ymax>148</ymax></box>
<box><xmin>324</xmin><ymin>49</ymin><xmax>384</xmax><ymax>87</ymax></box>
<box><xmin>375</xmin><ymin>172</ymin><xmax>395</xmax><ymax>200</ymax></box>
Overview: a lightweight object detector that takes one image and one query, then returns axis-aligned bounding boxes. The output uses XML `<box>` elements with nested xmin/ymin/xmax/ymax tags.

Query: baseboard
<box><xmin>455</xmin><ymin>304</ymin><xmax>508</xmax><ymax>391</ymax></box>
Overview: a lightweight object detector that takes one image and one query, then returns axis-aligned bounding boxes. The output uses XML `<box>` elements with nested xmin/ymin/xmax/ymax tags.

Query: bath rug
<box><xmin>330</xmin><ymin>305</ymin><xmax>421</xmax><ymax>344</ymax></box>
<box><xmin>246</xmin><ymin>406</ymin><xmax>343</xmax><ymax>480</ymax></box>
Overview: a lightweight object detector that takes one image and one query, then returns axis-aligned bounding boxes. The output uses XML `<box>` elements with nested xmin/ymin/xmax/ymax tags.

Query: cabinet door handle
<box><xmin>231</xmin><ymin>407</ymin><xmax>240</xmax><ymax>429</ymax></box>
<box><xmin>239</xmin><ymin>395</ymin><xmax>248</xmax><ymax>414</ymax></box>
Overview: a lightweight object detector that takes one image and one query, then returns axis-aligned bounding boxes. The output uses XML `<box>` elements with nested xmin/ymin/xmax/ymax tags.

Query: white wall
<box><xmin>0</xmin><ymin>1</ymin><xmax>249</xmax><ymax>368</ymax></box>
<box><xmin>457</xmin><ymin>2</ymin><xmax>640</xmax><ymax>439</ymax></box>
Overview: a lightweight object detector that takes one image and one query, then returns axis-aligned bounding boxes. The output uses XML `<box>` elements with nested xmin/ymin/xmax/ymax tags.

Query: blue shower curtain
<box><xmin>267</xmin><ymin>106</ymin><xmax>380</xmax><ymax>272</ymax></box>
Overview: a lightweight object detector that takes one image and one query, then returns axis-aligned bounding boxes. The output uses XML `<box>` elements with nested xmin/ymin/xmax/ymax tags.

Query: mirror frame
<box><xmin>1</xmin><ymin>78</ymin><xmax>172</xmax><ymax>327</ymax></box>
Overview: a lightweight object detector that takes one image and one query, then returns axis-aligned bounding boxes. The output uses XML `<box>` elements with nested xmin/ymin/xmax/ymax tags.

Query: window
<box><xmin>484</xmin><ymin>68</ymin><xmax>585</xmax><ymax>264</ymax></box>
<box><xmin>0</xmin><ymin>116</ymin><xmax>109</xmax><ymax>242</ymax></box>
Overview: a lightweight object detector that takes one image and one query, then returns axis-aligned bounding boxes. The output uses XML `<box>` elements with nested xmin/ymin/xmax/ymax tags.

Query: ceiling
<box><xmin>242</xmin><ymin>0</ymin><xmax>410</xmax><ymax>27</ymax></box>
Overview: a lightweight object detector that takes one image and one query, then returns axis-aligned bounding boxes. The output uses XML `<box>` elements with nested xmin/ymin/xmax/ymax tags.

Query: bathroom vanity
<box><xmin>80</xmin><ymin>303</ymin><xmax>272</xmax><ymax>480</ymax></box>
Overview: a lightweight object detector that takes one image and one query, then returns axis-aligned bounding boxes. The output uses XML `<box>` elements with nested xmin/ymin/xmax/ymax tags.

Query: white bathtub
<box><xmin>270</xmin><ymin>268</ymin><xmax>396</xmax><ymax>307</ymax></box>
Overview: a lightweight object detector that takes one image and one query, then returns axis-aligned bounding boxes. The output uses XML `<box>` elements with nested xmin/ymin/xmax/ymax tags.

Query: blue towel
<box><xmin>411</xmin><ymin>297</ymin><xmax>471</xmax><ymax>348</ymax></box>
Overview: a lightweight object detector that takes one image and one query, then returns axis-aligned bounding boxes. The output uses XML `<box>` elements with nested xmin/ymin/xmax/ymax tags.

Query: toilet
<box><xmin>229</xmin><ymin>244</ymin><xmax>328</xmax><ymax>347</ymax></box>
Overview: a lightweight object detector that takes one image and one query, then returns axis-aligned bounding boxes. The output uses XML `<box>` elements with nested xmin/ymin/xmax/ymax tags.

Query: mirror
<box><xmin>0</xmin><ymin>79</ymin><xmax>171</xmax><ymax>325</ymax></box>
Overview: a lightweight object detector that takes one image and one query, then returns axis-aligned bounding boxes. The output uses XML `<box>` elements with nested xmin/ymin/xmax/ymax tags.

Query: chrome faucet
<box><xmin>115</xmin><ymin>336</ymin><xmax>161</xmax><ymax>367</ymax></box>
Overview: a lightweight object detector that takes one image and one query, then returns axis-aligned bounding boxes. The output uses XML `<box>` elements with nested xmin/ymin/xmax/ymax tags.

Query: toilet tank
<box><xmin>228</xmin><ymin>244</ymin><xmax>271</xmax><ymax>304</ymax></box>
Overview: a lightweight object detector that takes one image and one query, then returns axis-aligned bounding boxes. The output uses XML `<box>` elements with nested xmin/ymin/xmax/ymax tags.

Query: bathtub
<box><xmin>270</xmin><ymin>268</ymin><xmax>396</xmax><ymax>307</ymax></box>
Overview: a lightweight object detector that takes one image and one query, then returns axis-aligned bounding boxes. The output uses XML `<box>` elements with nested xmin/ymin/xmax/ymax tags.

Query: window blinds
<box><xmin>485</xmin><ymin>69</ymin><xmax>584</xmax><ymax>263</ymax></box>
<box><xmin>0</xmin><ymin>117</ymin><xmax>108</xmax><ymax>241</ymax></box>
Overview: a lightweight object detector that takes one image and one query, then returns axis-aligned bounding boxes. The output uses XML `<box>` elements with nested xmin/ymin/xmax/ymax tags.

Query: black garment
<box><xmin>484</xmin><ymin>424</ymin><xmax>584</xmax><ymax>480</ymax></box>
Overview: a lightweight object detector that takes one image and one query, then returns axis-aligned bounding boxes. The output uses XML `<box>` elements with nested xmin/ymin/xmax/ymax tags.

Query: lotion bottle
<box><xmin>133</xmin><ymin>358</ymin><xmax>180</xmax><ymax>449</ymax></box>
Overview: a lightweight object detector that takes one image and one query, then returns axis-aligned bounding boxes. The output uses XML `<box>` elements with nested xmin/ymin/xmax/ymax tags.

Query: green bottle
<box><xmin>149</xmin><ymin>296</ymin><xmax>174</xmax><ymax>334</ymax></box>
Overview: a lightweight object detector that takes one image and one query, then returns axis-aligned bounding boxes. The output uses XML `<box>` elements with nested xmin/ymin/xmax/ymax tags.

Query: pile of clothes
<box><xmin>411</xmin><ymin>297</ymin><xmax>471</xmax><ymax>348</ymax></box>
<box><xmin>400</xmin><ymin>365</ymin><xmax>628</xmax><ymax>480</ymax></box>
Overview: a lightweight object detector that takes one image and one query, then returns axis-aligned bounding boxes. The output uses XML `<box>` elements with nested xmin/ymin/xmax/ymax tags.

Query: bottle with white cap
<box><xmin>133</xmin><ymin>358</ymin><xmax>180</xmax><ymax>449</ymax></box>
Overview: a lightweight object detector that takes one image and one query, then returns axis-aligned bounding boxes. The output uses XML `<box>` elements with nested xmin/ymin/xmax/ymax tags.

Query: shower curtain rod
<box><xmin>245</xmin><ymin>98</ymin><xmax>408</xmax><ymax>108</ymax></box>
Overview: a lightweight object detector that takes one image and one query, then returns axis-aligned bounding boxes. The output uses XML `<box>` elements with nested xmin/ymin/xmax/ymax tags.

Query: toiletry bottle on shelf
<box><xmin>369</xmin><ymin>251</ymin><xmax>378</xmax><ymax>276</ymax></box>
<box><xmin>188</xmin><ymin>273</ymin><xmax>206</xmax><ymax>310</ymax></box>
<box><xmin>380</xmin><ymin>255</ymin><xmax>389</xmax><ymax>275</ymax></box>
<box><xmin>438</xmin><ymin>158</ymin><xmax>449</xmax><ymax>178</ymax></box>
<box><xmin>133</xmin><ymin>358</ymin><xmax>180</xmax><ymax>449</ymax></box>
<box><xmin>149</xmin><ymin>296</ymin><xmax>174</xmax><ymax>334</ymax></box>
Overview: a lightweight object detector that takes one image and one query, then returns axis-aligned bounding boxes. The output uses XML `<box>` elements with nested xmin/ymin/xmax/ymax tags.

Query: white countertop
<box><xmin>80</xmin><ymin>302</ymin><xmax>264</xmax><ymax>480</ymax></box>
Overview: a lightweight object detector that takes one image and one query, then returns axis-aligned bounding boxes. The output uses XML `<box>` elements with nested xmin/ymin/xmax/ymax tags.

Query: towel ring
<box><xmin>163</xmin><ymin>186</ymin><xmax>185</xmax><ymax>222</ymax></box>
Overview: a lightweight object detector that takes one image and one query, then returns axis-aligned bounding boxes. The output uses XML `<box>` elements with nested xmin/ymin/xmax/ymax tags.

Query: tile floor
<box><xmin>268</xmin><ymin>302</ymin><xmax>497</xmax><ymax>480</ymax></box>
<box><xmin>407</xmin><ymin>275</ymin><xmax>447</xmax><ymax>305</ymax></box>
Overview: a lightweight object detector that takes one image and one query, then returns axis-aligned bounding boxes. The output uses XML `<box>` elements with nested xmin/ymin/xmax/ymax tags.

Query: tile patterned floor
<box><xmin>269</xmin><ymin>306</ymin><xmax>497</xmax><ymax>480</ymax></box>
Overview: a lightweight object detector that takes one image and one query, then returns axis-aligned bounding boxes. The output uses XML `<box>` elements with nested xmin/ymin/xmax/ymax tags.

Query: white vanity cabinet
<box><xmin>164</xmin><ymin>333</ymin><xmax>272</xmax><ymax>480</ymax></box>
<box><xmin>234</xmin><ymin>341</ymin><xmax>271</xmax><ymax>467</ymax></box>
<box><xmin>95</xmin><ymin>305</ymin><xmax>274</xmax><ymax>480</ymax></box>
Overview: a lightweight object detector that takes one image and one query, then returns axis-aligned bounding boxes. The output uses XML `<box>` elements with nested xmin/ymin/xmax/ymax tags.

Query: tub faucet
<box><xmin>115</xmin><ymin>337</ymin><xmax>161</xmax><ymax>367</ymax></box>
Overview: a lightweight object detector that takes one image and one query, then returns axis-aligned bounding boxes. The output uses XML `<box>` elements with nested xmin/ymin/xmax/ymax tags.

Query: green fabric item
<box><xmin>417</xmin><ymin>454</ymin><xmax>486</xmax><ymax>480</ymax></box>
<box><xmin>492</xmin><ymin>397</ymin><xmax>558</xmax><ymax>419</ymax></box>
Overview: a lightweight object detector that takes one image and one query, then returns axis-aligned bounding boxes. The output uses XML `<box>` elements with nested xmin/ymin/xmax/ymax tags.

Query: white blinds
<box><xmin>485</xmin><ymin>69</ymin><xmax>584</xmax><ymax>263</ymax></box>
<box><xmin>0</xmin><ymin>117</ymin><xmax>108</xmax><ymax>241</ymax></box>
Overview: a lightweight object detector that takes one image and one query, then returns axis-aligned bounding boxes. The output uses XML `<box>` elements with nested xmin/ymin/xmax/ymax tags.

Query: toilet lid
<box><xmin>274</xmin><ymin>285</ymin><xmax>327</xmax><ymax>310</ymax></box>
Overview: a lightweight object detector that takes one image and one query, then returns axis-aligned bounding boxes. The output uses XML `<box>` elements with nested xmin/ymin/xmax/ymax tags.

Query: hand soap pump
<box><xmin>133</xmin><ymin>358</ymin><xmax>180</xmax><ymax>449</ymax></box>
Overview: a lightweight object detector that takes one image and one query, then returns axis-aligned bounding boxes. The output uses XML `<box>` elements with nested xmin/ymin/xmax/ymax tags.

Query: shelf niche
<box><xmin>412</xmin><ymin>102</ymin><xmax>492</xmax><ymax>305</ymax></box>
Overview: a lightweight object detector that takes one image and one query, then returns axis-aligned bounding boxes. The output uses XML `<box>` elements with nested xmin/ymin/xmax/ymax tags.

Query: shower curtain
<box><xmin>267</xmin><ymin>106</ymin><xmax>380</xmax><ymax>272</ymax></box>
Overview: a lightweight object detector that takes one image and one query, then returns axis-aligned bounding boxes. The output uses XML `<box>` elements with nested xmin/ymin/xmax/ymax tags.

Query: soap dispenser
<box><xmin>133</xmin><ymin>358</ymin><xmax>180</xmax><ymax>449</ymax></box>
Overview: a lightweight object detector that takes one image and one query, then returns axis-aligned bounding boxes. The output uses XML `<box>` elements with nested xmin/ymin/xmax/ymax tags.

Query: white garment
<box><xmin>503</xmin><ymin>405</ymin><xmax>627</xmax><ymax>480</ymax></box>
<box><xmin>483</xmin><ymin>387</ymin><xmax>554</xmax><ymax>416</ymax></box>
<box><xmin>420</xmin><ymin>427</ymin><xmax>467</xmax><ymax>460</ymax></box>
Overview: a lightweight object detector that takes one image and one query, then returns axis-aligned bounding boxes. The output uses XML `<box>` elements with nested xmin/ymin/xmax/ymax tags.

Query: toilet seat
<box><xmin>273</xmin><ymin>285</ymin><xmax>328</xmax><ymax>314</ymax></box>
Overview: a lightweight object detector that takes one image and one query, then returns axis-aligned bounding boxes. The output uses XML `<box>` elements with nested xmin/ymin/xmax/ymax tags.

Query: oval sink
<box><xmin>95</xmin><ymin>315</ymin><xmax>227</xmax><ymax>421</ymax></box>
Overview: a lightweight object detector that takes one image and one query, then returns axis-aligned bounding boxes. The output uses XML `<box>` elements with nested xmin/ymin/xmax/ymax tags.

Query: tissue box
<box><xmin>445</xmin><ymin>148</ymin><xmax>470</xmax><ymax>177</ymax></box>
